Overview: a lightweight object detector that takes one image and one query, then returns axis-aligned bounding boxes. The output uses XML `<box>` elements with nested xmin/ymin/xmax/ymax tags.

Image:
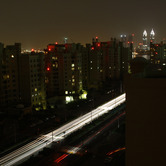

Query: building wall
<box><xmin>125</xmin><ymin>76</ymin><xmax>166</xmax><ymax>166</ymax></box>
<box><xmin>150</xmin><ymin>42</ymin><xmax>166</xmax><ymax>65</ymax></box>
<box><xmin>85</xmin><ymin>38</ymin><xmax>131</xmax><ymax>90</ymax></box>
<box><xmin>45</xmin><ymin>43</ymin><xmax>83</xmax><ymax>103</ymax></box>
<box><xmin>19</xmin><ymin>52</ymin><xmax>46</xmax><ymax>110</ymax></box>
<box><xmin>0</xmin><ymin>43</ymin><xmax>21</xmax><ymax>108</ymax></box>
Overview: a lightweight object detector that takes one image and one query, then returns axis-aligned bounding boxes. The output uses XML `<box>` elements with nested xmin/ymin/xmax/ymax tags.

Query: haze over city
<box><xmin>0</xmin><ymin>1</ymin><xmax>166</xmax><ymax>166</ymax></box>
<box><xmin>1</xmin><ymin>0</ymin><xmax>166</xmax><ymax>49</ymax></box>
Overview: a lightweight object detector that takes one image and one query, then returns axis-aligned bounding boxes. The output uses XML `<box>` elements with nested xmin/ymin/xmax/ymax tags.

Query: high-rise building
<box><xmin>0</xmin><ymin>43</ymin><xmax>21</xmax><ymax>108</ymax></box>
<box><xmin>150</xmin><ymin>42</ymin><xmax>166</xmax><ymax>66</ymax></box>
<box><xmin>19</xmin><ymin>52</ymin><xmax>46</xmax><ymax>110</ymax></box>
<box><xmin>143</xmin><ymin>30</ymin><xmax>148</xmax><ymax>50</ymax></box>
<box><xmin>83</xmin><ymin>37</ymin><xmax>132</xmax><ymax>90</ymax></box>
<box><xmin>150</xmin><ymin>29</ymin><xmax>155</xmax><ymax>43</ymax></box>
<box><xmin>120</xmin><ymin>35</ymin><xmax>127</xmax><ymax>47</ymax></box>
<box><xmin>45</xmin><ymin>43</ymin><xmax>83</xmax><ymax>105</ymax></box>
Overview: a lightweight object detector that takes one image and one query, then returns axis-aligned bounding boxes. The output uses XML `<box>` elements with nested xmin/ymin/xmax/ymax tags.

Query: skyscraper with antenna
<box><xmin>143</xmin><ymin>30</ymin><xmax>148</xmax><ymax>50</ymax></box>
<box><xmin>150</xmin><ymin>29</ymin><xmax>155</xmax><ymax>43</ymax></box>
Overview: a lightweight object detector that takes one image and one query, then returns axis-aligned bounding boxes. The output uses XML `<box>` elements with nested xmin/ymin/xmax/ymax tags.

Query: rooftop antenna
<box><xmin>64</xmin><ymin>37</ymin><xmax>68</xmax><ymax>44</ymax></box>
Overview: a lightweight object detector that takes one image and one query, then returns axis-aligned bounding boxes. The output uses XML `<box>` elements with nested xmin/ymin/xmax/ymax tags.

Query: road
<box><xmin>0</xmin><ymin>93</ymin><xmax>126</xmax><ymax>166</ymax></box>
<box><xmin>53</xmin><ymin>111</ymin><xmax>125</xmax><ymax>165</ymax></box>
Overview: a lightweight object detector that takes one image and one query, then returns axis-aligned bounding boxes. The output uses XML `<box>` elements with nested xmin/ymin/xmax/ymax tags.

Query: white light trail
<box><xmin>0</xmin><ymin>93</ymin><xmax>126</xmax><ymax>166</ymax></box>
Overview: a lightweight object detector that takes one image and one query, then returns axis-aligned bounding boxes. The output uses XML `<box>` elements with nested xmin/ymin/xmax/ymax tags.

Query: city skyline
<box><xmin>0</xmin><ymin>0</ymin><xmax>166</xmax><ymax>49</ymax></box>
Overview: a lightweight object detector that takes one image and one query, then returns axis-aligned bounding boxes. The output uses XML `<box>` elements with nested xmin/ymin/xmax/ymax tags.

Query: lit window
<box><xmin>72</xmin><ymin>79</ymin><xmax>75</xmax><ymax>82</ymax></box>
<box><xmin>90</xmin><ymin>61</ymin><xmax>92</xmax><ymax>63</ymax></box>
<box><xmin>72</xmin><ymin>68</ymin><xmax>75</xmax><ymax>71</ymax></box>
<box><xmin>71</xmin><ymin>64</ymin><xmax>75</xmax><ymax>67</ymax></box>
<box><xmin>66</xmin><ymin>96</ymin><xmax>74</xmax><ymax>104</ymax></box>
<box><xmin>35</xmin><ymin>88</ymin><xmax>37</xmax><ymax>92</ymax></box>
<box><xmin>65</xmin><ymin>91</ymin><xmax>68</xmax><ymax>94</ymax></box>
<box><xmin>11</xmin><ymin>55</ymin><xmax>14</xmax><ymax>58</ymax></box>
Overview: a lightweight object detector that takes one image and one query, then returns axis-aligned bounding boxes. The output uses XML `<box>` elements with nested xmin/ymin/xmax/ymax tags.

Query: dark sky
<box><xmin>0</xmin><ymin>0</ymin><xmax>166</xmax><ymax>49</ymax></box>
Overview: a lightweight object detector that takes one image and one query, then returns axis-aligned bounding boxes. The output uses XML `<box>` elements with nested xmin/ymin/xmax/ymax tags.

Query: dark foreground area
<box><xmin>20</xmin><ymin>109</ymin><xmax>125</xmax><ymax>166</ymax></box>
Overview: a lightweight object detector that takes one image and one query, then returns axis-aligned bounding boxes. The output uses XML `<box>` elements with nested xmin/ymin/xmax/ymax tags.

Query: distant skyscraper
<box><xmin>150</xmin><ymin>29</ymin><xmax>155</xmax><ymax>43</ymax></box>
<box><xmin>120</xmin><ymin>34</ymin><xmax>127</xmax><ymax>47</ymax></box>
<box><xmin>143</xmin><ymin>30</ymin><xmax>148</xmax><ymax>50</ymax></box>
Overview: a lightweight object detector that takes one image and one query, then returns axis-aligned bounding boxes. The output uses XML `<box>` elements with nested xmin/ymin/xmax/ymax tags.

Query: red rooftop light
<box><xmin>91</xmin><ymin>47</ymin><xmax>94</xmax><ymax>50</ymax></box>
<box><xmin>97</xmin><ymin>43</ymin><xmax>100</xmax><ymax>46</ymax></box>
<box><xmin>47</xmin><ymin>67</ymin><xmax>50</xmax><ymax>71</ymax></box>
<box><xmin>31</xmin><ymin>48</ymin><xmax>35</xmax><ymax>52</ymax></box>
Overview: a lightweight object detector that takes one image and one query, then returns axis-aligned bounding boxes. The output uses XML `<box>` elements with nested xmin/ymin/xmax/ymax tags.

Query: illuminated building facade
<box><xmin>150</xmin><ymin>29</ymin><xmax>155</xmax><ymax>43</ymax></box>
<box><xmin>120</xmin><ymin>34</ymin><xmax>127</xmax><ymax>47</ymax></box>
<box><xmin>150</xmin><ymin>42</ymin><xmax>166</xmax><ymax>66</ymax></box>
<box><xmin>45</xmin><ymin>43</ymin><xmax>84</xmax><ymax>104</ymax></box>
<box><xmin>19</xmin><ymin>52</ymin><xmax>46</xmax><ymax>110</ymax></box>
<box><xmin>143</xmin><ymin>30</ymin><xmax>148</xmax><ymax>50</ymax></box>
<box><xmin>82</xmin><ymin>37</ymin><xmax>132</xmax><ymax>90</ymax></box>
<box><xmin>0</xmin><ymin>43</ymin><xmax>21</xmax><ymax>108</ymax></box>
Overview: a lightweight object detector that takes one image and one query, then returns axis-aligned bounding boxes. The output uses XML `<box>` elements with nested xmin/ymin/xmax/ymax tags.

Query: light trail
<box><xmin>55</xmin><ymin>111</ymin><xmax>126</xmax><ymax>164</ymax></box>
<box><xmin>0</xmin><ymin>93</ymin><xmax>126</xmax><ymax>166</ymax></box>
<box><xmin>106</xmin><ymin>147</ymin><xmax>126</xmax><ymax>156</ymax></box>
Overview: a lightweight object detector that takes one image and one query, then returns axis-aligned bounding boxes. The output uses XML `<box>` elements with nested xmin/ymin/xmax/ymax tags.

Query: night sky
<box><xmin>0</xmin><ymin>0</ymin><xmax>166</xmax><ymax>49</ymax></box>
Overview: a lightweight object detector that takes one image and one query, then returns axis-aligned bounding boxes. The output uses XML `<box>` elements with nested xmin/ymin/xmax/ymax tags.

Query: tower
<box><xmin>120</xmin><ymin>34</ymin><xmax>127</xmax><ymax>47</ymax></box>
<box><xmin>143</xmin><ymin>30</ymin><xmax>148</xmax><ymax>50</ymax></box>
<box><xmin>150</xmin><ymin>29</ymin><xmax>155</xmax><ymax>43</ymax></box>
